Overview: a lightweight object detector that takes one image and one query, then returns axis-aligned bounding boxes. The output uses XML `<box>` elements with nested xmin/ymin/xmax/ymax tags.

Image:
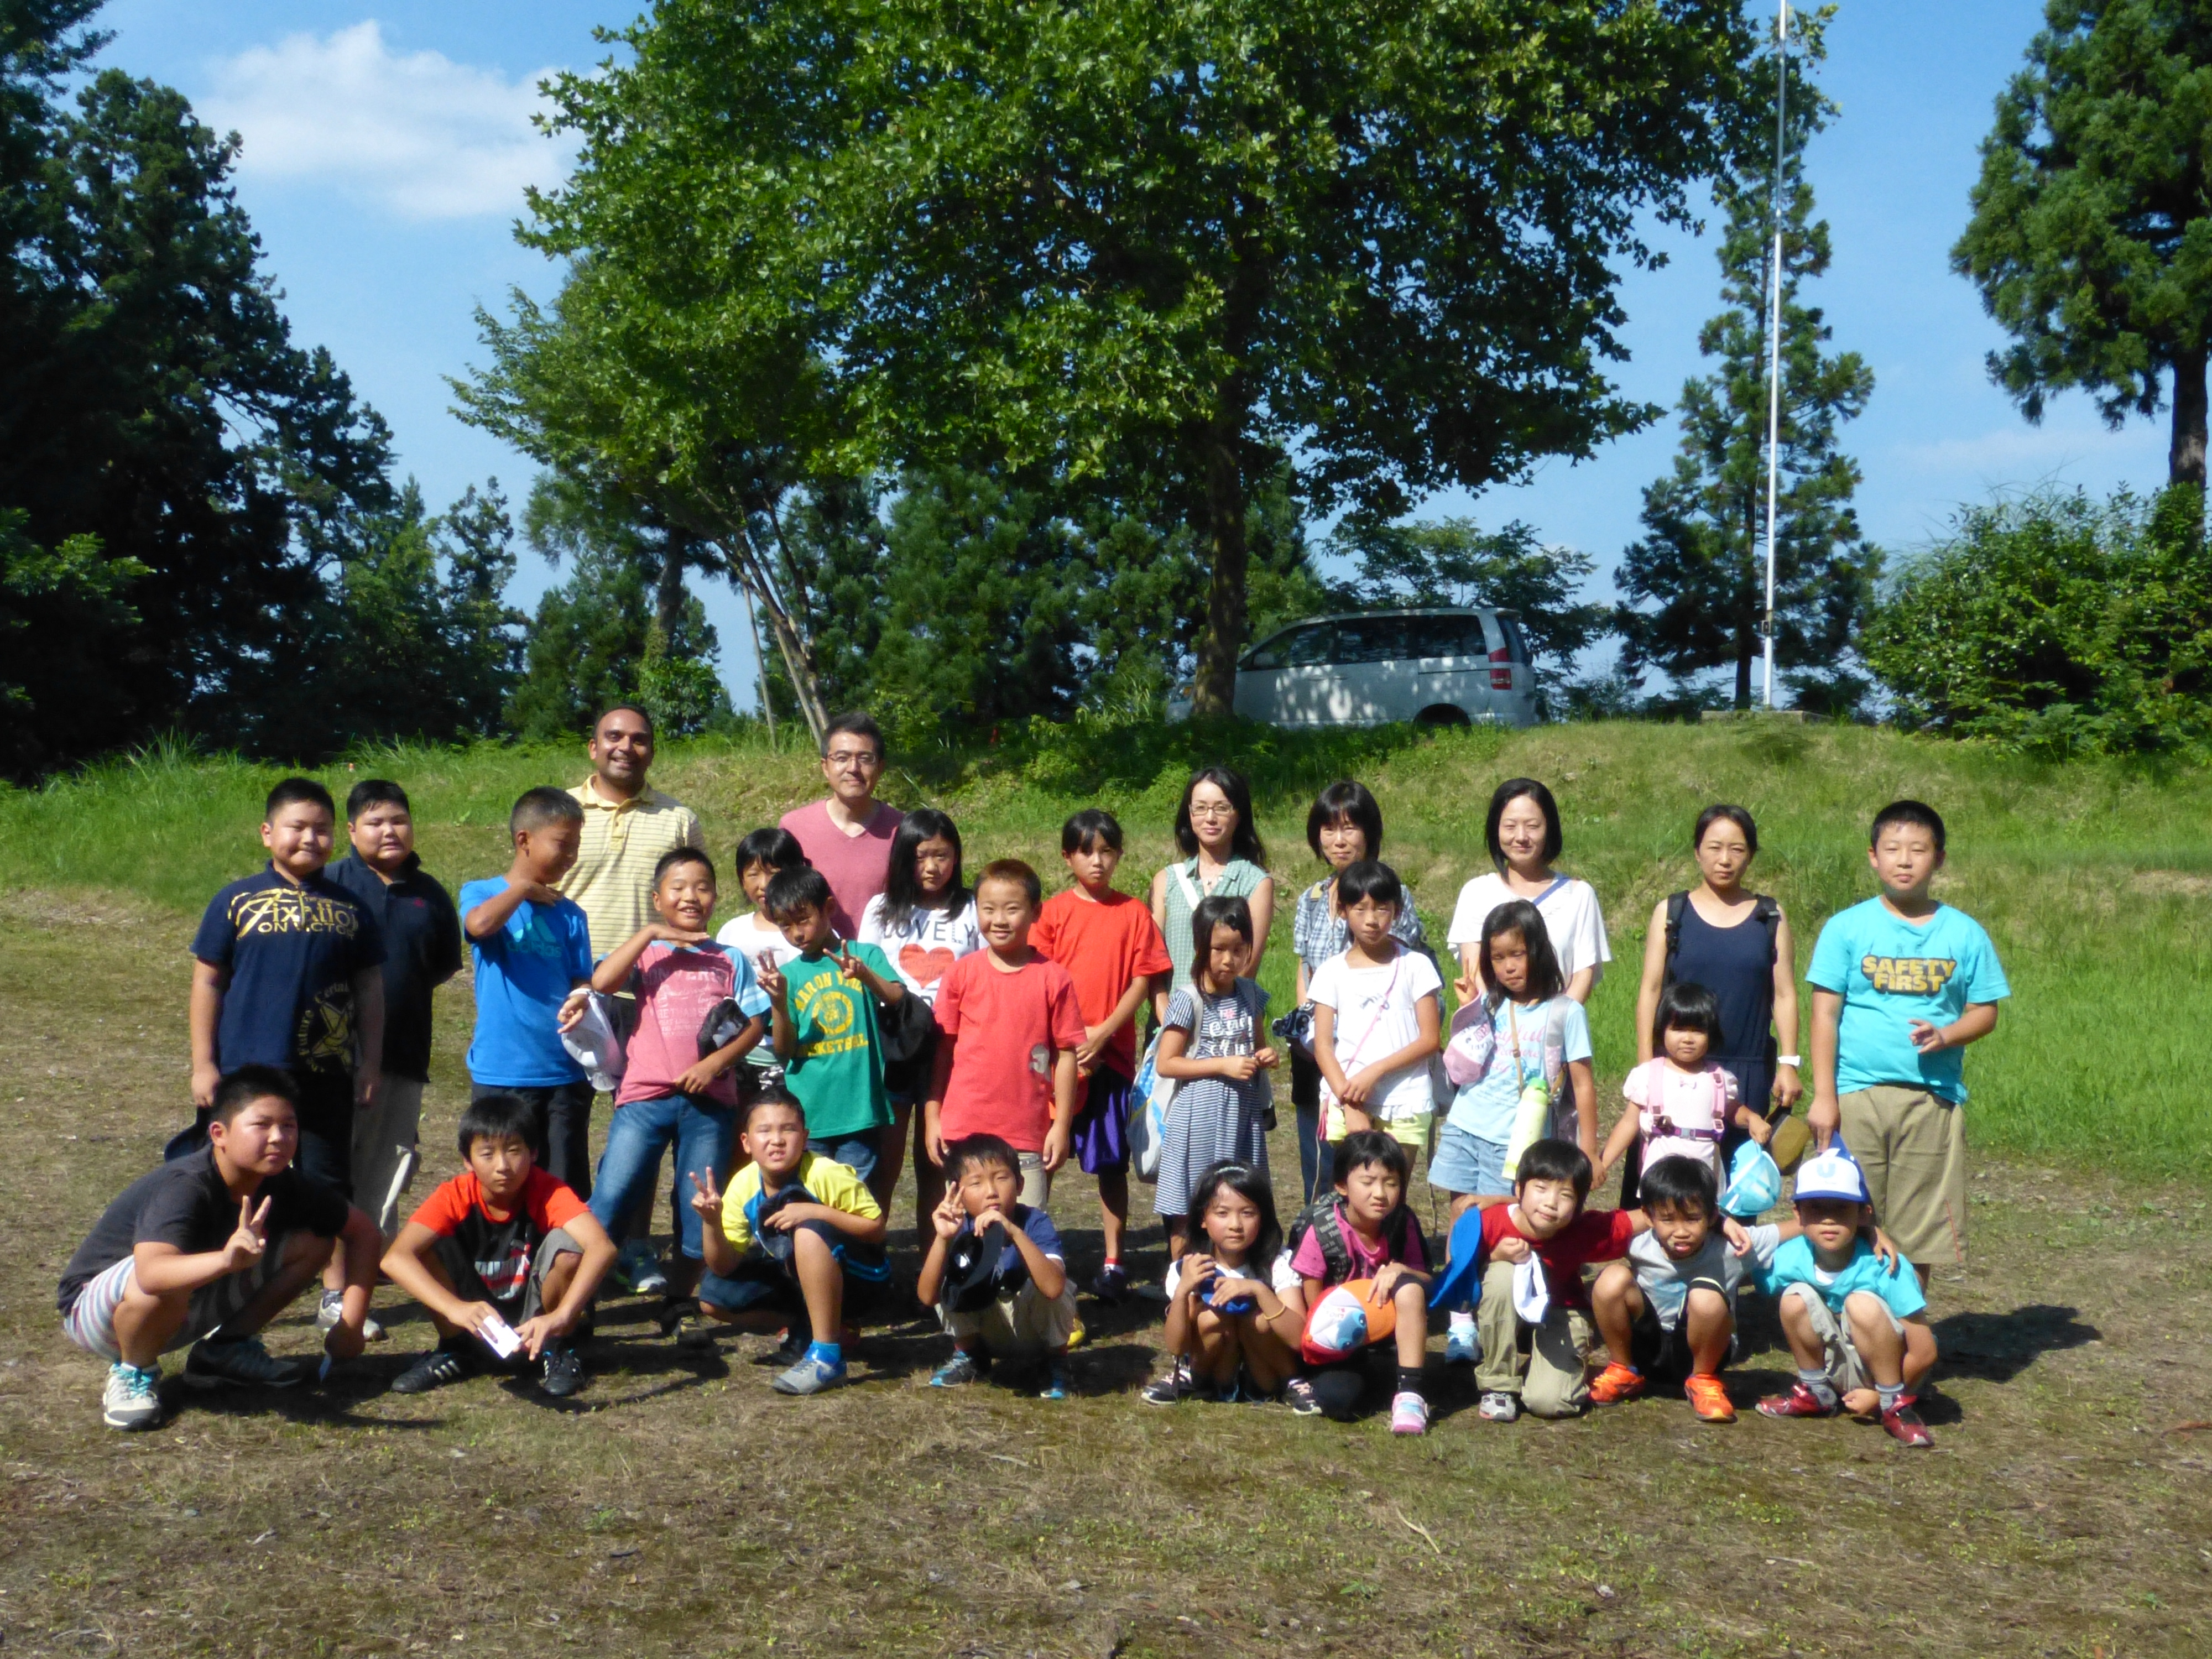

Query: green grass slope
<box><xmin>4</xmin><ymin>719</ymin><xmax>2207</xmax><ymax>1179</ymax></box>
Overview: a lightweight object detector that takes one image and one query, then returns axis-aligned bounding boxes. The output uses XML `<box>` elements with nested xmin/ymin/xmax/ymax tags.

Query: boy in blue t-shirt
<box><xmin>914</xmin><ymin>1134</ymin><xmax>1077</xmax><ymax>1400</ymax></box>
<box><xmin>460</xmin><ymin>789</ymin><xmax>597</xmax><ymax>1194</ymax></box>
<box><xmin>1753</xmin><ymin>1148</ymin><xmax>1937</xmax><ymax>1448</ymax></box>
<box><xmin>1806</xmin><ymin>800</ymin><xmax>2008</xmax><ymax>1282</ymax></box>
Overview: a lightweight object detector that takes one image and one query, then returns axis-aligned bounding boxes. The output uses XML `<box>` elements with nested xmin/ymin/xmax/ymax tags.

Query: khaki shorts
<box><xmin>1780</xmin><ymin>1281</ymin><xmax>1905</xmax><ymax>1395</ymax></box>
<box><xmin>942</xmin><ymin>1277</ymin><xmax>1078</xmax><ymax>1360</ymax></box>
<box><xmin>1837</xmin><ymin>1086</ymin><xmax>1966</xmax><ymax>1266</ymax></box>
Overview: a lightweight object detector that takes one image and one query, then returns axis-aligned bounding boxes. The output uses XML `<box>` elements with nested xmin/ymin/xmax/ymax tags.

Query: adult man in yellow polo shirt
<box><xmin>559</xmin><ymin>703</ymin><xmax>706</xmax><ymax>1293</ymax></box>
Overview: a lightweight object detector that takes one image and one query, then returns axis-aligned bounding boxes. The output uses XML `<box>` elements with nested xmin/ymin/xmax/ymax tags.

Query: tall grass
<box><xmin>4</xmin><ymin>720</ymin><xmax>2208</xmax><ymax>1180</ymax></box>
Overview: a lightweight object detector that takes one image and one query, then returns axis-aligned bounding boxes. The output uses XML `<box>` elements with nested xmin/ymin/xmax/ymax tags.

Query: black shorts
<box><xmin>1630</xmin><ymin>1287</ymin><xmax>1738</xmax><ymax>1381</ymax></box>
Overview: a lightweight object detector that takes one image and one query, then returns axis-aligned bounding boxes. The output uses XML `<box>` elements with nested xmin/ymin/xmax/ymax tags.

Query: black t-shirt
<box><xmin>190</xmin><ymin>867</ymin><xmax>385</xmax><ymax>1076</ymax></box>
<box><xmin>58</xmin><ymin>1147</ymin><xmax>349</xmax><ymax>1312</ymax></box>
<box><xmin>326</xmin><ymin>853</ymin><xmax>462</xmax><ymax>1079</ymax></box>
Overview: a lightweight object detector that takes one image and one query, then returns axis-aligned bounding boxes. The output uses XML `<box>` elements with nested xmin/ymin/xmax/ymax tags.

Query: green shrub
<box><xmin>1865</xmin><ymin>484</ymin><xmax>2211</xmax><ymax>755</ymax></box>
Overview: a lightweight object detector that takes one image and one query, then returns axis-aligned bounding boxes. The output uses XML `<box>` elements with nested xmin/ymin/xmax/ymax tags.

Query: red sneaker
<box><xmin>1683</xmin><ymin>1373</ymin><xmax>1736</xmax><ymax>1422</ymax></box>
<box><xmin>1589</xmin><ymin>1363</ymin><xmax>1646</xmax><ymax>1405</ymax></box>
<box><xmin>1881</xmin><ymin>1399</ymin><xmax>1934</xmax><ymax>1448</ymax></box>
<box><xmin>1756</xmin><ymin>1381</ymin><xmax>1838</xmax><ymax>1419</ymax></box>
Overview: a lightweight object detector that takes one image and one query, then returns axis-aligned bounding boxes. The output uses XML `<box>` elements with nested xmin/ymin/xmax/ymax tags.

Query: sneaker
<box><xmin>1881</xmin><ymin>1399</ymin><xmax>1935</xmax><ymax>1448</ymax></box>
<box><xmin>181</xmin><ymin>1335</ymin><xmax>315</xmax><ymax>1390</ymax></box>
<box><xmin>1589</xmin><ymin>1362</ymin><xmax>1646</xmax><ymax>1405</ymax></box>
<box><xmin>1284</xmin><ymin>1376</ymin><xmax>1323</xmax><ymax>1416</ymax></box>
<box><xmin>1141</xmin><ymin>1359</ymin><xmax>1193</xmax><ymax>1406</ymax></box>
<box><xmin>1065</xmin><ymin>1316</ymin><xmax>1089</xmax><ymax>1350</ymax></box>
<box><xmin>1444</xmin><ymin>1326</ymin><xmax>1482</xmax><ymax>1366</ymax></box>
<box><xmin>1683</xmin><ymin>1373</ymin><xmax>1736</xmax><ymax>1423</ymax></box>
<box><xmin>771</xmin><ymin>1353</ymin><xmax>848</xmax><ymax>1396</ymax></box>
<box><xmin>1478</xmin><ymin>1390</ymin><xmax>1521</xmax><ymax>1423</ymax></box>
<box><xmin>1756</xmin><ymin>1381</ymin><xmax>1840</xmax><ymax>1420</ymax></box>
<box><xmin>102</xmin><ymin>1361</ymin><xmax>163</xmax><ymax>1430</ymax></box>
<box><xmin>316</xmin><ymin>1290</ymin><xmax>384</xmax><ymax>1343</ymax></box>
<box><xmin>616</xmin><ymin>1240</ymin><xmax>669</xmax><ymax>1297</ymax></box>
<box><xmin>1039</xmin><ymin>1360</ymin><xmax>1072</xmax><ymax>1402</ymax></box>
<box><xmin>391</xmin><ymin>1343</ymin><xmax>473</xmax><ymax>1395</ymax></box>
<box><xmin>538</xmin><ymin>1345</ymin><xmax>584</xmax><ymax>1399</ymax></box>
<box><xmin>929</xmin><ymin>1349</ymin><xmax>984</xmax><ymax>1388</ymax></box>
<box><xmin>1389</xmin><ymin>1390</ymin><xmax>1430</xmax><ymax>1436</ymax></box>
<box><xmin>1089</xmin><ymin>1262</ymin><xmax>1131</xmax><ymax>1304</ymax></box>
<box><xmin>660</xmin><ymin>1301</ymin><xmax>720</xmax><ymax>1346</ymax></box>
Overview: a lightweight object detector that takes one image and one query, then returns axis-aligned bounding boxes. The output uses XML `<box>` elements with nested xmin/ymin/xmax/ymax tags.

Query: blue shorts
<box><xmin>1429</xmin><ymin>1124</ymin><xmax>1511</xmax><ymax>1198</ymax></box>
<box><xmin>1072</xmin><ymin>1070</ymin><xmax>1134</xmax><ymax>1175</ymax></box>
<box><xmin>697</xmin><ymin>1223</ymin><xmax>888</xmax><ymax>1314</ymax></box>
<box><xmin>807</xmin><ymin>1133</ymin><xmax>880</xmax><ymax>1187</ymax></box>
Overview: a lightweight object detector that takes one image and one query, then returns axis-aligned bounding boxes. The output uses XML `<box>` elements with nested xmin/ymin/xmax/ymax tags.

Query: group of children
<box><xmin>58</xmin><ymin>758</ymin><xmax>2001</xmax><ymax>1451</ymax></box>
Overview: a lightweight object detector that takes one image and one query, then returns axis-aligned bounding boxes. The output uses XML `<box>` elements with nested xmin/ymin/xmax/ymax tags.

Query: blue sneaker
<box><xmin>771</xmin><ymin>1353</ymin><xmax>847</xmax><ymax>1395</ymax></box>
<box><xmin>1039</xmin><ymin>1360</ymin><xmax>1072</xmax><ymax>1401</ymax></box>
<box><xmin>1445</xmin><ymin>1325</ymin><xmax>1483</xmax><ymax>1366</ymax></box>
<box><xmin>929</xmin><ymin>1349</ymin><xmax>984</xmax><ymax>1388</ymax></box>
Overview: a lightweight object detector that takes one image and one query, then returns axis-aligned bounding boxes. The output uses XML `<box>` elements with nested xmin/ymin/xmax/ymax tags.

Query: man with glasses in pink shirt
<box><xmin>778</xmin><ymin>713</ymin><xmax>904</xmax><ymax>938</ymax></box>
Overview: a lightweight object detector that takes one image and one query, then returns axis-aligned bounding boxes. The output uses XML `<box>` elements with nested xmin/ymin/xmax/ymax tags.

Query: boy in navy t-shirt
<box><xmin>1807</xmin><ymin>800</ymin><xmax>2008</xmax><ymax>1282</ymax></box>
<box><xmin>460</xmin><ymin>788</ymin><xmax>597</xmax><ymax>1195</ymax></box>
<box><xmin>190</xmin><ymin>778</ymin><xmax>385</xmax><ymax>1327</ymax></box>
<box><xmin>915</xmin><ymin>1134</ymin><xmax>1077</xmax><ymax>1399</ymax></box>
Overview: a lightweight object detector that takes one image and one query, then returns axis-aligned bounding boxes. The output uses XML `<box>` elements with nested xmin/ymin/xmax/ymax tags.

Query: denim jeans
<box><xmin>587</xmin><ymin>1094</ymin><xmax>735</xmax><ymax>1262</ymax></box>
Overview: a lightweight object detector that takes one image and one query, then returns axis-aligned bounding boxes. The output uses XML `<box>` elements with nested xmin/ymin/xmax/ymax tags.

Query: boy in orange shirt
<box><xmin>1031</xmin><ymin>810</ymin><xmax>1171</xmax><ymax>1300</ymax></box>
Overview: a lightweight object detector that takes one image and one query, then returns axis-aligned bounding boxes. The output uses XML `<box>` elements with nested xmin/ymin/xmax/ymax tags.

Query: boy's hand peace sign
<box><xmin>222</xmin><ymin>1196</ymin><xmax>271</xmax><ymax>1272</ymax></box>
<box><xmin>688</xmin><ymin>1168</ymin><xmax>724</xmax><ymax>1224</ymax></box>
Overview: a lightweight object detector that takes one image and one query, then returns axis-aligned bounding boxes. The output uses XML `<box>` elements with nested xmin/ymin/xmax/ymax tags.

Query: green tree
<box><xmin>2</xmin><ymin>10</ymin><xmax>396</xmax><ymax>764</ymax></box>
<box><xmin>1324</xmin><ymin>515</ymin><xmax>1607</xmax><ymax>693</ymax></box>
<box><xmin>521</xmin><ymin>0</ymin><xmax>1764</xmax><ymax>716</ymax></box>
<box><xmin>1614</xmin><ymin>33</ymin><xmax>1876</xmax><ymax>712</ymax></box>
<box><xmin>1955</xmin><ymin>2</ymin><xmax>2212</xmax><ymax>486</ymax></box>
<box><xmin>1864</xmin><ymin>484</ymin><xmax>2212</xmax><ymax>754</ymax></box>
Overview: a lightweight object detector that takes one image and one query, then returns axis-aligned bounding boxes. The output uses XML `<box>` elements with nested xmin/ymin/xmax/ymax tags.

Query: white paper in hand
<box><xmin>1510</xmin><ymin>1255</ymin><xmax>1551</xmax><ymax>1327</ymax></box>
<box><xmin>477</xmin><ymin>1311</ymin><xmax>523</xmax><ymax>1360</ymax></box>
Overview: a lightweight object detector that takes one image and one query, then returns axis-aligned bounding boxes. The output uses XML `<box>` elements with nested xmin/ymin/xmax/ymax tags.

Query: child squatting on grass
<box><xmin>59</xmin><ymin>1066</ymin><xmax>382</xmax><ymax>1431</ymax></box>
<box><xmin>1291</xmin><ymin>1129</ymin><xmax>1434</xmax><ymax>1432</ymax></box>
<box><xmin>380</xmin><ymin>1092</ymin><xmax>618</xmax><ymax>1399</ymax></box>
<box><xmin>1144</xmin><ymin>1159</ymin><xmax>1307</xmax><ymax>1406</ymax></box>
<box><xmin>691</xmin><ymin>1088</ymin><xmax>890</xmax><ymax>1395</ymax></box>
<box><xmin>916</xmin><ymin>1134</ymin><xmax>1079</xmax><ymax>1399</ymax></box>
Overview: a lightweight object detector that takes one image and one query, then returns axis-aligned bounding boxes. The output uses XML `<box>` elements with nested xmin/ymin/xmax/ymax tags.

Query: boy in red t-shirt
<box><xmin>1464</xmin><ymin>1138</ymin><xmax>1734</xmax><ymax>1423</ymax></box>
<box><xmin>382</xmin><ymin>1094</ymin><xmax>617</xmax><ymax>1399</ymax></box>
<box><xmin>1031</xmin><ymin>810</ymin><xmax>1171</xmax><ymax>1301</ymax></box>
<box><xmin>925</xmin><ymin>860</ymin><xmax>1087</xmax><ymax>1209</ymax></box>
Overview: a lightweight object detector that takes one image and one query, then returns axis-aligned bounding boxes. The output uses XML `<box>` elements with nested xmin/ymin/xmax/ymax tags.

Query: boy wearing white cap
<box><xmin>1754</xmin><ymin>1145</ymin><xmax>1937</xmax><ymax>1447</ymax></box>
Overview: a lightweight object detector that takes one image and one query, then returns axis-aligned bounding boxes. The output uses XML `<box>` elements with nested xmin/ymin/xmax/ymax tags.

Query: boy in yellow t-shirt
<box><xmin>690</xmin><ymin>1089</ymin><xmax>888</xmax><ymax>1395</ymax></box>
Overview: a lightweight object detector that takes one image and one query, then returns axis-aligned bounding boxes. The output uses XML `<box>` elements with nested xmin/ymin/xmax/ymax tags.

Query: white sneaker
<box><xmin>1478</xmin><ymin>1390</ymin><xmax>1521</xmax><ymax>1423</ymax></box>
<box><xmin>618</xmin><ymin>1240</ymin><xmax>669</xmax><ymax>1297</ymax></box>
<box><xmin>316</xmin><ymin>1290</ymin><xmax>383</xmax><ymax>1342</ymax></box>
<box><xmin>1389</xmin><ymin>1390</ymin><xmax>1430</xmax><ymax>1436</ymax></box>
<box><xmin>102</xmin><ymin>1362</ymin><xmax>163</xmax><ymax>1430</ymax></box>
<box><xmin>1444</xmin><ymin>1325</ymin><xmax>1483</xmax><ymax>1366</ymax></box>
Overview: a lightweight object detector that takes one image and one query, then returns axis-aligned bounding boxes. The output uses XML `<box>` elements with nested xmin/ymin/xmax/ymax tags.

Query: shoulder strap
<box><xmin>1752</xmin><ymin>895</ymin><xmax>1782</xmax><ymax>967</ymax></box>
<box><xmin>1662</xmin><ymin>891</ymin><xmax>1689</xmax><ymax>985</ymax></box>
<box><xmin>1172</xmin><ymin>860</ymin><xmax>1204</xmax><ymax>912</ymax></box>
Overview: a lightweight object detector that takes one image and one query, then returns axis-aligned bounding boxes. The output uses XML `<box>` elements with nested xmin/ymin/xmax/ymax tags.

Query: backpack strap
<box><xmin>1661</xmin><ymin>891</ymin><xmax>1689</xmax><ymax>987</ymax></box>
<box><xmin>1752</xmin><ymin>895</ymin><xmax>1782</xmax><ymax>967</ymax></box>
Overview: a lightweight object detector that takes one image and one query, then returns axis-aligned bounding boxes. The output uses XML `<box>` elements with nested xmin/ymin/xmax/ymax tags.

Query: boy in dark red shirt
<box><xmin>1030</xmin><ymin>810</ymin><xmax>1171</xmax><ymax>1300</ymax></box>
<box><xmin>382</xmin><ymin>1094</ymin><xmax>617</xmax><ymax>1399</ymax></box>
<box><xmin>925</xmin><ymin>860</ymin><xmax>1087</xmax><ymax>1209</ymax></box>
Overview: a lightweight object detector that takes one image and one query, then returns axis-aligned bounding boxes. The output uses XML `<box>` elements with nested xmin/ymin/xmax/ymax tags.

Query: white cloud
<box><xmin>202</xmin><ymin>22</ymin><xmax>576</xmax><ymax>220</ymax></box>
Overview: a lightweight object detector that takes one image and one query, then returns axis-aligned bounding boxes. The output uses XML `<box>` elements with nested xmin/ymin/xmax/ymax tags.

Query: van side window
<box><xmin>1243</xmin><ymin>630</ymin><xmax>1295</xmax><ymax>670</ymax></box>
<box><xmin>1405</xmin><ymin>614</ymin><xmax>1485</xmax><ymax>660</ymax></box>
<box><xmin>1494</xmin><ymin>612</ymin><xmax>1531</xmax><ymax>664</ymax></box>
<box><xmin>1285</xmin><ymin>624</ymin><xmax>1336</xmax><ymax>667</ymax></box>
<box><xmin>1333</xmin><ymin>616</ymin><xmax>1408</xmax><ymax>664</ymax></box>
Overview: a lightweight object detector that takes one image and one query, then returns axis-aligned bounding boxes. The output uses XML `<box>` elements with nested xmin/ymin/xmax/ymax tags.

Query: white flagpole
<box><xmin>1761</xmin><ymin>1</ymin><xmax>1789</xmax><ymax>709</ymax></box>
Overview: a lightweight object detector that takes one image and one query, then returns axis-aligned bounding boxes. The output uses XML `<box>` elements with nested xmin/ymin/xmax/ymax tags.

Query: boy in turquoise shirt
<box><xmin>1806</xmin><ymin>800</ymin><xmax>2007</xmax><ymax>1281</ymax></box>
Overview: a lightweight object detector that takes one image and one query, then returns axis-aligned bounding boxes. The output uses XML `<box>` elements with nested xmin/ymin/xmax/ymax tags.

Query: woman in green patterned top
<box><xmin>1149</xmin><ymin>766</ymin><xmax>1275</xmax><ymax>1003</ymax></box>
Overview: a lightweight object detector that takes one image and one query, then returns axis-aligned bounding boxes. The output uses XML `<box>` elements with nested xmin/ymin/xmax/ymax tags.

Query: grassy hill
<box><xmin>5</xmin><ymin>717</ymin><xmax>2207</xmax><ymax>1179</ymax></box>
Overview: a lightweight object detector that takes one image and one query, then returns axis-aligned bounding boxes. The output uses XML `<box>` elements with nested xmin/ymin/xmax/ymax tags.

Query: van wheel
<box><xmin>1413</xmin><ymin>705</ymin><xmax>1471</xmax><ymax>729</ymax></box>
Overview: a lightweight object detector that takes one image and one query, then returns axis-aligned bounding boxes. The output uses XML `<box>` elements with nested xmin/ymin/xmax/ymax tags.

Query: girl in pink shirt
<box><xmin>1599</xmin><ymin>982</ymin><xmax>1766</xmax><ymax>1187</ymax></box>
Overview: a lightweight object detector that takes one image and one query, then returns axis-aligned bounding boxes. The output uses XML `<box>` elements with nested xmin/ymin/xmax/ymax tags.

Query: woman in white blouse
<box><xmin>1444</xmin><ymin>777</ymin><xmax>1611</xmax><ymax>1003</ymax></box>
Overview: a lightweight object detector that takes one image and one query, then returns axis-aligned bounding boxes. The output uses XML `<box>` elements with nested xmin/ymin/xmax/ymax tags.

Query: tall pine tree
<box><xmin>1615</xmin><ymin>33</ymin><xmax>1876</xmax><ymax>713</ymax></box>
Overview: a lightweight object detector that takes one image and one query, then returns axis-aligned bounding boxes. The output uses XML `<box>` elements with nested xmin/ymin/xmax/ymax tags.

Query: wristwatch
<box><xmin>1776</xmin><ymin>1054</ymin><xmax>1802</xmax><ymax>1067</ymax></box>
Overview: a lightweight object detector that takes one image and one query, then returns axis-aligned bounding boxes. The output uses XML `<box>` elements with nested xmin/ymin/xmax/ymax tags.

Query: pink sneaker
<box><xmin>1390</xmin><ymin>1391</ymin><xmax>1430</xmax><ymax>1436</ymax></box>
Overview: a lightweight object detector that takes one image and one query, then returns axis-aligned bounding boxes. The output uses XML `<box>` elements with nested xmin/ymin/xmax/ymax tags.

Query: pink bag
<box><xmin>1441</xmin><ymin>997</ymin><xmax>1496</xmax><ymax>1088</ymax></box>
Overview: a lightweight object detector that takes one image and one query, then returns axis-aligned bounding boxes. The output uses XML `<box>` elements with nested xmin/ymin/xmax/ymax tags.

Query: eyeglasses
<box><xmin>826</xmin><ymin>749</ymin><xmax>881</xmax><ymax>768</ymax></box>
<box><xmin>1188</xmin><ymin>802</ymin><xmax>1235</xmax><ymax>820</ymax></box>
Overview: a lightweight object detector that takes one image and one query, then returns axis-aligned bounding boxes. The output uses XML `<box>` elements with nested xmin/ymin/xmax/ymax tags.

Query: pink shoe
<box><xmin>1390</xmin><ymin>1391</ymin><xmax>1430</xmax><ymax>1435</ymax></box>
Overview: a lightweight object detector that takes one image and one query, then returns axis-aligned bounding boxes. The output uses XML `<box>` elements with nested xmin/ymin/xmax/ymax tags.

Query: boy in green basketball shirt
<box><xmin>755</xmin><ymin>867</ymin><xmax>906</xmax><ymax>1185</ymax></box>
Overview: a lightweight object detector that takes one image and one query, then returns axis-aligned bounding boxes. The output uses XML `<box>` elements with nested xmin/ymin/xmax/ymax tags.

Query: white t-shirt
<box><xmin>1446</xmin><ymin>871</ymin><xmax>1612</xmax><ymax>987</ymax></box>
<box><xmin>1306</xmin><ymin>944</ymin><xmax>1445</xmax><ymax>1123</ymax></box>
<box><xmin>1164</xmin><ymin>1249</ymin><xmax>1300</xmax><ymax>1302</ymax></box>
<box><xmin>857</xmin><ymin>893</ymin><xmax>982</xmax><ymax>1005</ymax></box>
<box><xmin>714</xmin><ymin>911</ymin><xmax>802</xmax><ymax>976</ymax></box>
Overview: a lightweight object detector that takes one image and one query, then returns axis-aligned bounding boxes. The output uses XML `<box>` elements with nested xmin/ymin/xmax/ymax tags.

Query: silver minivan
<box><xmin>1228</xmin><ymin>608</ymin><xmax>1538</xmax><ymax>728</ymax></box>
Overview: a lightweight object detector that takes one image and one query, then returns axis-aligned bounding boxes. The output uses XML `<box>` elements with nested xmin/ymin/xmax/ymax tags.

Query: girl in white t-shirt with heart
<box><xmin>858</xmin><ymin>809</ymin><xmax>982</xmax><ymax>1216</ymax></box>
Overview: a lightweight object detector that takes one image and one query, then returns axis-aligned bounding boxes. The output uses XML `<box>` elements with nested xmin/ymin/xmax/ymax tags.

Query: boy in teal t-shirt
<box><xmin>1806</xmin><ymin>800</ymin><xmax>2007</xmax><ymax>1280</ymax></box>
<box><xmin>755</xmin><ymin>866</ymin><xmax>904</xmax><ymax>1186</ymax></box>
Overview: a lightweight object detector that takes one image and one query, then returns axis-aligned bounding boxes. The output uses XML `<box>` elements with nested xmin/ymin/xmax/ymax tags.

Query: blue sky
<box><xmin>91</xmin><ymin>1</ymin><xmax>2172</xmax><ymax>706</ymax></box>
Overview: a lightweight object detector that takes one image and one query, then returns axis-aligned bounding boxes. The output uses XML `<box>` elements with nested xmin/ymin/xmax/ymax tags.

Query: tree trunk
<box><xmin>1191</xmin><ymin>429</ymin><xmax>1249</xmax><ymax>718</ymax></box>
<box><xmin>2172</xmin><ymin>346</ymin><xmax>2208</xmax><ymax>487</ymax></box>
<box><xmin>656</xmin><ymin>530</ymin><xmax>690</xmax><ymax>643</ymax></box>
